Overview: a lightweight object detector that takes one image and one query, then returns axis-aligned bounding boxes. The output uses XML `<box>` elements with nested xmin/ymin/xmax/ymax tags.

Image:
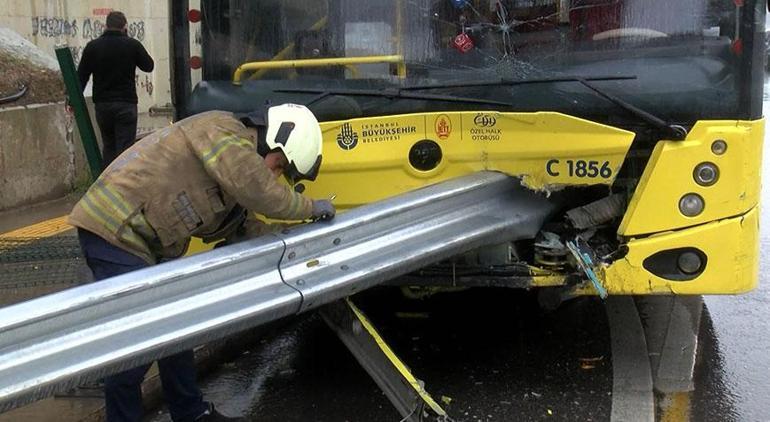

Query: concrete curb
<box><xmin>636</xmin><ymin>296</ymin><xmax>702</xmax><ymax>394</ymax></box>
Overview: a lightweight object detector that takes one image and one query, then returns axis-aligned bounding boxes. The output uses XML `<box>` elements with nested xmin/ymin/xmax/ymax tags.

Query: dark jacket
<box><xmin>77</xmin><ymin>30</ymin><xmax>154</xmax><ymax>104</ymax></box>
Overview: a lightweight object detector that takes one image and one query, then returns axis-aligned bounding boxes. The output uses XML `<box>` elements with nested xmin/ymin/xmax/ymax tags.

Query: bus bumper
<box><xmin>599</xmin><ymin>206</ymin><xmax>759</xmax><ymax>295</ymax></box>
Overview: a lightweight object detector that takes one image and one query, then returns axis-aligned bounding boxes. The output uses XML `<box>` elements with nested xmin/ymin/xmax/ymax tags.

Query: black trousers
<box><xmin>77</xmin><ymin>230</ymin><xmax>208</xmax><ymax>422</ymax></box>
<box><xmin>95</xmin><ymin>101</ymin><xmax>138</xmax><ymax>168</ymax></box>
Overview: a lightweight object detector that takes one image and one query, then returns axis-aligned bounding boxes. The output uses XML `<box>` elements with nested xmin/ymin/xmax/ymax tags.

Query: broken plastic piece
<box><xmin>566</xmin><ymin>240</ymin><xmax>608</xmax><ymax>299</ymax></box>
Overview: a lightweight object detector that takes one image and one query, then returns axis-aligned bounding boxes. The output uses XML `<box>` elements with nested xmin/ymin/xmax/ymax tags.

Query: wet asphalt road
<box><xmin>147</xmin><ymin>98</ymin><xmax>770</xmax><ymax>422</ymax></box>
<box><xmin>689</xmin><ymin>90</ymin><xmax>770</xmax><ymax>422</ymax></box>
<box><xmin>694</xmin><ymin>263</ymin><xmax>770</xmax><ymax>422</ymax></box>
<box><xmin>148</xmin><ymin>290</ymin><xmax>612</xmax><ymax>422</ymax></box>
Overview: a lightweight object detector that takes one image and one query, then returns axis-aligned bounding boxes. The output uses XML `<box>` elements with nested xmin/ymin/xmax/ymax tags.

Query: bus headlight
<box><xmin>694</xmin><ymin>162</ymin><xmax>719</xmax><ymax>186</ymax></box>
<box><xmin>679</xmin><ymin>194</ymin><xmax>704</xmax><ymax>217</ymax></box>
<box><xmin>711</xmin><ymin>140</ymin><xmax>727</xmax><ymax>155</ymax></box>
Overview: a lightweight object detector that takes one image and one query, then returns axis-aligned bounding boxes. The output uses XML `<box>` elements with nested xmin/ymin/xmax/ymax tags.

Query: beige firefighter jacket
<box><xmin>68</xmin><ymin>111</ymin><xmax>314</xmax><ymax>264</ymax></box>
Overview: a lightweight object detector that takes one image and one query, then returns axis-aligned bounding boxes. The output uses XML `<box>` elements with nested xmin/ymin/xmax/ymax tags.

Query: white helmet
<box><xmin>266</xmin><ymin>104</ymin><xmax>323</xmax><ymax>182</ymax></box>
<box><xmin>237</xmin><ymin>103</ymin><xmax>323</xmax><ymax>182</ymax></box>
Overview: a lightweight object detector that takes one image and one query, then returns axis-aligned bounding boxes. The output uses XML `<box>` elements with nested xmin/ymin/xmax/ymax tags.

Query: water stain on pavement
<box><xmin>149</xmin><ymin>288</ymin><xmax>612</xmax><ymax>422</ymax></box>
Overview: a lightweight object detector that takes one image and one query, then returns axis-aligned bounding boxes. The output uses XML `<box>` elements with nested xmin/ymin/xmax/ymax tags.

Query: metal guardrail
<box><xmin>0</xmin><ymin>172</ymin><xmax>555</xmax><ymax>412</ymax></box>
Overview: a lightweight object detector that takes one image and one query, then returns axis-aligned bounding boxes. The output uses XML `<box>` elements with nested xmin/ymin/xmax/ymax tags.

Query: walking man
<box><xmin>78</xmin><ymin>10</ymin><xmax>154</xmax><ymax>168</ymax></box>
<box><xmin>68</xmin><ymin>104</ymin><xmax>335</xmax><ymax>422</ymax></box>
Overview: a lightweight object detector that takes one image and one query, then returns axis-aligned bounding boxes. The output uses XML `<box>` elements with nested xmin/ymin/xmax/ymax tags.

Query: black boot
<box><xmin>195</xmin><ymin>404</ymin><xmax>245</xmax><ymax>422</ymax></box>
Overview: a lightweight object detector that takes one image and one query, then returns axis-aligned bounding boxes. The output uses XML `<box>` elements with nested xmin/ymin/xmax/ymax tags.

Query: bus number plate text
<box><xmin>545</xmin><ymin>159</ymin><xmax>612</xmax><ymax>179</ymax></box>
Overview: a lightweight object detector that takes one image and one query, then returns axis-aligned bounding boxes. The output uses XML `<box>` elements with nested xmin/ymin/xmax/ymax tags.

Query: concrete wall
<box><xmin>0</xmin><ymin>0</ymin><xmax>172</xmax><ymax>119</ymax></box>
<box><xmin>0</xmin><ymin>102</ymin><xmax>89</xmax><ymax>211</ymax></box>
<box><xmin>0</xmin><ymin>1</ymin><xmax>178</xmax><ymax>211</ymax></box>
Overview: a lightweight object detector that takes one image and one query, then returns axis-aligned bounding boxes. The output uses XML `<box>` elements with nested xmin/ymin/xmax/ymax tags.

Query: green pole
<box><xmin>55</xmin><ymin>46</ymin><xmax>102</xmax><ymax>178</ymax></box>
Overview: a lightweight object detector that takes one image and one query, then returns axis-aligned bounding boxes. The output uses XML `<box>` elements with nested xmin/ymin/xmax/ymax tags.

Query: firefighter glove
<box><xmin>311</xmin><ymin>199</ymin><xmax>336</xmax><ymax>221</ymax></box>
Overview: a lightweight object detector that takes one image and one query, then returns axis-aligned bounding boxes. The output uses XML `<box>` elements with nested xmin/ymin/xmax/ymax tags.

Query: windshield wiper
<box><xmin>576</xmin><ymin>77</ymin><xmax>686</xmax><ymax>140</ymax></box>
<box><xmin>273</xmin><ymin>87</ymin><xmax>516</xmax><ymax>108</ymax></box>
<box><xmin>402</xmin><ymin>75</ymin><xmax>687</xmax><ymax>140</ymax></box>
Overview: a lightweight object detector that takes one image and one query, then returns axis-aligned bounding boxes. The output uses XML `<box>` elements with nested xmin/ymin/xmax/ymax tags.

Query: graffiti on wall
<box><xmin>92</xmin><ymin>8</ymin><xmax>112</xmax><ymax>16</ymax></box>
<box><xmin>80</xmin><ymin>17</ymin><xmax>105</xmax><ymax>40</ymax></box>
<box><xmin>32</xmin><ymin>16</ymin><xmax>146</xmax><ymax>42</ymax></box>
<box><xmin>28</xmin><ymin>12</ymin><xmax>156</xmax><ymax>104</ymax></box>
<box><xmin>127</xmin><ymin>21</ymin><xmax>145</xmax><ymax>41</ymax></box>
<box><xmin>136</xmin><ymin>74</ymin><xmax>154</xmax><ymax>96</ymax></box>
<box><xmin>31</xmin><ymin>17</ymin><xmax>78</xmax><ymax>38</ymax></box>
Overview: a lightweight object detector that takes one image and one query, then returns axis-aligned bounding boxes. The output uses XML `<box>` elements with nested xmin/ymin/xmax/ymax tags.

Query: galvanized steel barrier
<box><xmin>0</xmin><ymin>172</ymin><xmax>554</xmax><ymax>412</ymax></box>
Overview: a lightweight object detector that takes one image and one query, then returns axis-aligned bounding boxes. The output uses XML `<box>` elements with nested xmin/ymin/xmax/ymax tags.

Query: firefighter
<box><xmin>68</xmin><ymin>103</ymin><xmax>335</xmax><ymax>422</ymax></box>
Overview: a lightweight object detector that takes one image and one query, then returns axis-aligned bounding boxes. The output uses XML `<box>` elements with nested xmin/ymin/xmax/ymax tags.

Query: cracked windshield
<box><xmin>197</xmin><ymin>0</ymin><xmax>744</xmax><ymax>123</ymax></box>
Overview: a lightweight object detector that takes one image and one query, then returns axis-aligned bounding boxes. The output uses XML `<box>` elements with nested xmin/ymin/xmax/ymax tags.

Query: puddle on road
<box><xmin>692</xmin><ymin>286</ymin><xmax>770</xmax><ymax>422</ymax></box>
<box><xmin>146</xmin><ymin>315</ymin><xmax>395</xmax><ymax>422</ymax></box>
<box><xmin>690</xmin><ymin>305</ymin><xmax>741</xmax><ymax>422</ymax></box>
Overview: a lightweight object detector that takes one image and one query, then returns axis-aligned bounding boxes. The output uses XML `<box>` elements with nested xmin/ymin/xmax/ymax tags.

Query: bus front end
<box><xmin>175</xmin><ymin>0</ymin><xmax>765</xmax><ymax>297</ymax></box>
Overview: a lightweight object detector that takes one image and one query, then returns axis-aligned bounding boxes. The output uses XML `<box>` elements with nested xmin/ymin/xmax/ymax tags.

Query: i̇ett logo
<box><xmin>473</xmin><ymin>113</ymin><xmax>497</xmax><ymax>127</ymax></box>
<box><xmin>336</xmin><ymin>123</ymin><xmax>359</xmax><ymax>150</ymax></box>
<box><xmin>434</xmin><ymin>114</ymin><xmax>452</xmax><ymax>140</ymax></box>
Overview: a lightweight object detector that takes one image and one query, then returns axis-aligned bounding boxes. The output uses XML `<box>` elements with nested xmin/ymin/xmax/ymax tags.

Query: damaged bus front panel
<box><xmin>175</xmin><ymin>0</ymin><xmax>765</xmax><ymax>296</ymax></box>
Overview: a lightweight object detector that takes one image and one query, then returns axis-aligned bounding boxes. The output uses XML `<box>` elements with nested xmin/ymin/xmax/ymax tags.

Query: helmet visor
<box><xmin>284</xmin><ymin>155</ymin><xmax>322</xmax><ymax>184</ymax></box>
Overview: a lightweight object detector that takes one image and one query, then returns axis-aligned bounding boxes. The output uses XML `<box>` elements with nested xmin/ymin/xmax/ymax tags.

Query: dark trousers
<box><xmin>78</xmin><ymin>229</ymin><xmax>208</xmax><ymax>422</ymax></box>
<box><xmin>95</xmin><ymin>102</ymin><xmax>138</xmax><ymax>168</ymax></box>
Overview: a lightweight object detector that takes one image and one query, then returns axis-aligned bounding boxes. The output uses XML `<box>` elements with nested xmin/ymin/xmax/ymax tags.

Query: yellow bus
<box><xmin>170</xmin><ymin>0</ymin><xmax>764</xmax><ymax>298</ymax></box>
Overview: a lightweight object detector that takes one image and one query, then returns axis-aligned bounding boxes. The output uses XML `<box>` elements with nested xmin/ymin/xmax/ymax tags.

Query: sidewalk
<box><xmin>0</xmin><ymin>194</ymin><xmax>79</xmax><ymax>235</ymax></box>
<box><xmin>0</xmin><ymin>195</ymin><xmax>103</xmax><ymax>421</ymax></box>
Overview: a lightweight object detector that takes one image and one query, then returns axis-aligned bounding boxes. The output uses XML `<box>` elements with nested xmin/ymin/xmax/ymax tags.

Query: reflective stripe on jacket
<box><xmin>68</xmin><ymin>111</ymin><xmax>313</xmax><ymax>263</ymax></box>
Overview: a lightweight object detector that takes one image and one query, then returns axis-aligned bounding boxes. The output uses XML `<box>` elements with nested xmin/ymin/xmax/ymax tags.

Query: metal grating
<box><xmin>0</xmin><ymin>236</ymin><xmax>86</xmax><ymax>290</ymax></box>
